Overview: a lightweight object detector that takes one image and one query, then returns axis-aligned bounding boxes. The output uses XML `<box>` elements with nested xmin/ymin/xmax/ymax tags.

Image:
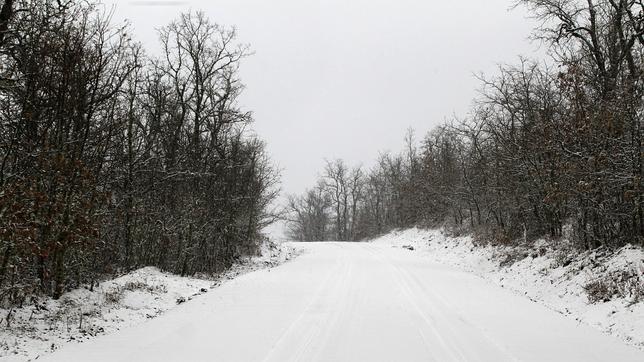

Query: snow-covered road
<box><xmin>43</xmin><ymin>242</ymin><xmax>644</xmax><ymax>362</ymax></box>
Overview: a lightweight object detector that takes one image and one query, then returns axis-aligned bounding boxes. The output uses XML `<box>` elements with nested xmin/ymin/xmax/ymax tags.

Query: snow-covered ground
<box><xmin>372</xmin><ymin>228</ymin><xmax>644</xmax><ymax>350</ymax></box>
<box><xmin>0</xmin><ymin>241</ymin><xmax>295</xmax><ymax>362</ymax></box>
<box><xmin>28</xmin><ymin>240</ymin><xmax>644</xmax><ymax>361</ymax></box>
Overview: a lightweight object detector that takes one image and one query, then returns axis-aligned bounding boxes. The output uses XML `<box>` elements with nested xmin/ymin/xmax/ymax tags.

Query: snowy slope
<box><xmin>0</xmin><ymin>241</ymin><xmax>295</xmax><ymax>362</ymax></box>
<box><xmin>372</xmin><ymin>228</ymin><xmax>644</xmax><ymax>350</ymax></box>
<box><xmin>35</xmin><ymin>242</ymin><xmax>644</xmax><ymax>362</ymax></box>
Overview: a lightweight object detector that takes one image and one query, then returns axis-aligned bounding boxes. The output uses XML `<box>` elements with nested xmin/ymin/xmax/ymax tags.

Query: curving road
<box><xmin>43</xmin><ymin>242</ymin><xmax>644</xmax><ymax>362</ymax></box>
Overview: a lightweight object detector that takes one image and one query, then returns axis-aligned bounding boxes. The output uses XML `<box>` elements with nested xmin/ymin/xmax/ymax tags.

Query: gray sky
<box><xmin>103</xmin><ymin>0</ymin><xmax>543</xmax><ymax>235</ymax></box>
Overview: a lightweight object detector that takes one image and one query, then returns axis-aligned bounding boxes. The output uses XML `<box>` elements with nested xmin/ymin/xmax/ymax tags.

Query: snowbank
<box><xmin>0</xmin><ymin>241</ymin><xmax>295</xmax><ymax>361</ymax></box>
<box><xmin>372</xmin><ymin>228</ymin><xmax>644</xmax><ymax>350</ymax></box>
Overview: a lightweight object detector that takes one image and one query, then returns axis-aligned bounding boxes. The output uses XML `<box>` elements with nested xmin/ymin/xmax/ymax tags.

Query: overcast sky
<box><xmin>103</xmin><ymin>0</ymin><xmax>543</xmax><ymax>235</ymax></box>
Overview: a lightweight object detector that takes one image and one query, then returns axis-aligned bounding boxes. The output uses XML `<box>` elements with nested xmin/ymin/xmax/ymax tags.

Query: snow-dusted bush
<box><xmin>585</xmin><ymin>268</ymin><xmax>644</xmax><ymax>304</ymax></box>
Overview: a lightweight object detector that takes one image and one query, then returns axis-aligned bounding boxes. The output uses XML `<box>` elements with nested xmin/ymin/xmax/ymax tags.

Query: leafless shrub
<box><xmin>103</xmin><ymin>289</ymin><xmax>123</xmax><ymax>305</ymax></box>
<box><xmin>498</xmin><ymin>248</ymin><xmax>530</xmax><ymax>268</ymax></box>
<box><xmin>585</xmin><ymin>270</ymin><xmax>644</xmax><ymax>304</ymax></box>
<box><xmin>551</xmin><ymin>251</ymin><xmax>574</xmax><ymax>269</ymax></box>
<box><xmin>122</xmin><ymin>281</ymin><xmax>167</xmax><ymax>294</ymax></box>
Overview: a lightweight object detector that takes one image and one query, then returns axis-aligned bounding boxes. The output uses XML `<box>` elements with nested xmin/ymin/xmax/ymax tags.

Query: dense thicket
<box><xmin>0</xmin><ymin>0</ymin><xmax>279</xmax><ymax>305</ymax></box>
<box><xmin>288</xmin><ymin>0</ymin><xmax>642</xmax><ymax>249</ymax></box>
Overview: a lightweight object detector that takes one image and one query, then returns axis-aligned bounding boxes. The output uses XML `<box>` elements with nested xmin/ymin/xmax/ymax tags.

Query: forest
<box><xmin>0</xmin><ymin>0</ymin><xmax>279</xmax><ymax>306</ymax></box>
<box><xmin>288</xmin><ymin>0</ymin><xmax>643</xmax><ymax>250</ymax></box>
<box><xmin>1</xmin><ymin>1</ymin><xmax>644</xmax><ymax>360</ymax></box>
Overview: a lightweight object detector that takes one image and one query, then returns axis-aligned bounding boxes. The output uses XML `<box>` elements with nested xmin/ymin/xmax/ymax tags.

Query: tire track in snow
<box><xmin>363</xmin><ymin>244</ymin><xmax>467</xmax><ymax>361</ymax></box>
<box><xmin>289</xmin><ymin>245</ymin><xmax>355</xmax><ymax>361</ymax></box>
<box><xmin>365</xmin><ymin>244</ymin><xmax>520</xmax><ymax>362</ymax></box>
<box><xmin>401</xmin><ymin>265</ymin><xmax>521</xmax><ymax>362</ymax></box>
<box><xmin>261</xmin><ymin>243</ymin><xmax>353</xmax><ymax>362</ymax></box>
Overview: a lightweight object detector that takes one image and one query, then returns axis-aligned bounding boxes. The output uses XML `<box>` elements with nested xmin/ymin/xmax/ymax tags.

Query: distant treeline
<box><xmin>0</xmin><ymin>0</ymin><xmax>279</xmax><ymax>305</ymax></box>
<box><xmin>288</xmin><ymin>0</ymin><xmax>643</xmax><ymax>249</ymax></box>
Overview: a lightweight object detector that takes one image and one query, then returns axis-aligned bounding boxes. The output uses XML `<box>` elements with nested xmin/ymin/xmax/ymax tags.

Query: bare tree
<box><xmin>295</xmin><ymin>1</ymin><xmax>642</xmax><ymax>249</ymax></box>
<box><xmin>323</xmin><ymin>159</ymin><xmax>349</xmax><ymax>240</ymax></box>
<box><xmin>0</xmin><ymin>3</ymin><xmax>280</xmax><ymax>305</ymax></box>
<box><xmin>0</xmin><ymin>0</ymin><xmax>13</xmax><ymax>49</ymax></box>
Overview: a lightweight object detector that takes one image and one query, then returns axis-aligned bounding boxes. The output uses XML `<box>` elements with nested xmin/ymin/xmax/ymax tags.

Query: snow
<box><xmin>29</xmin><ymin>239</ymin><xmax>644</xmax><ymax>361</ymax></box>
<box><xmin>372</xmin><ymin>228</ymin><xmax>644</xmax><ymax>350</ymax></box>
<box><xmin>0</xmin><ymin>240</ymin><xmax>295</xmax><ymax>362</ymax></box>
